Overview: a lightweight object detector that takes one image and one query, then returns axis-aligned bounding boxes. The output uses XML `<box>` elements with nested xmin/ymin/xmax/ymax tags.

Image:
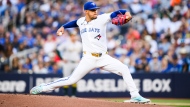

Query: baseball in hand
<box><xmin>59</xmin><ymin>32</ymin><xmax>63</xmax><ymax>36</ymax></box>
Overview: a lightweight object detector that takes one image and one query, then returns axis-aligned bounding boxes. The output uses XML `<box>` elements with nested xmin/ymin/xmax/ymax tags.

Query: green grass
<box><xmin>151</xmin><ymin>99</ymin><xmax>190</xmax><ymax>107</ymax></box>
<box><xmin>97</xmin><ymin>98</ymin><xmax>190</xmax><ymax>107</ymax></box>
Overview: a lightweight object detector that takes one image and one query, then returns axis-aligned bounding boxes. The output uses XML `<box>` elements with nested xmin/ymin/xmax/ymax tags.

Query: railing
<box><xmin>9</xmin><ymin>47</ymin><xmax>39</xmax><ymax>68</ymax></box>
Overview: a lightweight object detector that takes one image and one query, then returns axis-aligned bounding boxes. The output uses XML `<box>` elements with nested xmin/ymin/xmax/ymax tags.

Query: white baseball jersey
<box><xmin>77</xmin><ymin>13</ymin><xmax>111</xmax><ymax>53</ymax></box>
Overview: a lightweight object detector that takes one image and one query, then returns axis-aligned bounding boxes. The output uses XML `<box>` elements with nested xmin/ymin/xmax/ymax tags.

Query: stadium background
<box><xmin>0</xmin><ymin>0</ymin><xmax>190</xmax><ymax>101</ymax></box>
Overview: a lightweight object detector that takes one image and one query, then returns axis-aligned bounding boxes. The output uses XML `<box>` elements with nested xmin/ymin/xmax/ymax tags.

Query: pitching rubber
<box><xmin>124</xmin><ymin>100</ymin><xmax>151</xmax><ymax>104</ymax></box>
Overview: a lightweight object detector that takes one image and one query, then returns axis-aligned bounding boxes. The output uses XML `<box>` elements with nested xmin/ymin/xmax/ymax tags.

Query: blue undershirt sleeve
<box><xmin>62</xmin><ymin>20</ymin><xmax>78</xmax><ymax>28</ymax></box>
<box><xmin>110</xmin><ymin>9</ymin><xmax>127</xmax><ymax>19</ymax></box>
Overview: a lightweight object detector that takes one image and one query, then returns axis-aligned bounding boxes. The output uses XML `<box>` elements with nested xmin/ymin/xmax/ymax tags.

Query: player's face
<box><xmin>70</xmin><ymin>34</ymin><xmax>77</xmax><ymax>41</ymax></box>
<box><xmin>87</xmin><ymin>9</ymin><xmax>98</xmax><ymax>19</ymax></box>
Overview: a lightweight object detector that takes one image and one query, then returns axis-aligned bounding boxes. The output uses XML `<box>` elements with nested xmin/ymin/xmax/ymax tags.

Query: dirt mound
<box><xmin>0</xmin><ymin>94</ymin><xmax>170</xmax><ymax>107</ymax></box>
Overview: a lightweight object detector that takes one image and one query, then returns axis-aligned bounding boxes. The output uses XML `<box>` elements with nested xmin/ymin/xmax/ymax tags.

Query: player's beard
<box><xmin>90</xmin><ymin>15</ymin><xmax>97</xmax><ymax>20</ymax></box>
<box><xmin>91</xmin><ymin>17</ymin><xmax>97</xmax><ymax>20</ymax></box>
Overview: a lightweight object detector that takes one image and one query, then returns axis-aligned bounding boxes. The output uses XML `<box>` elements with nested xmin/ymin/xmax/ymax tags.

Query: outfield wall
<box><xmin>0</xmin><ymin>73</ymin><xmax>190</xmax><ymax>98</ymax></box>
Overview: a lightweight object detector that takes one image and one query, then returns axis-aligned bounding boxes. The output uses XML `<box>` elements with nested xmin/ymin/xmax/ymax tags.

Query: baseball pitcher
<box><xmin>30</xmin><ymin>1</ymin><xmax>150</xmax><ymax>103</ymax></box>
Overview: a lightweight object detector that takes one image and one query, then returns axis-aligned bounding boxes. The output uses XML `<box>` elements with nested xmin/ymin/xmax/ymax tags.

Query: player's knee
<box><xmin>118</xmin><ymin>65</ymin><xmax>130</xmax><ymax>74</ymax></box>
<box><xmin>68</xmin><ymin>78</ymin><xmax>77</xmax><ymax>85</ymax></box>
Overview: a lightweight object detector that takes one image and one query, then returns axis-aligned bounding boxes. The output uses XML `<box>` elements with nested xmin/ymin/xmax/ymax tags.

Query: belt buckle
<box><xmin>96</xmin><ymin>53</ymin><xmax>102</xmax><ymax>57</ymax></box>
<box><xmin>92</xmin><ymin>53</ymin><xmax>102</xmax><ymax>57</ymax></box>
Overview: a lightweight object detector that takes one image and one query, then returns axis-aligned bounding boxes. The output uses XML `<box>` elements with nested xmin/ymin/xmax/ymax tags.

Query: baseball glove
<box><xmin>111</xmin><ymin>14</ymin><xmax>132</xmax><ymax>25</ymax></box>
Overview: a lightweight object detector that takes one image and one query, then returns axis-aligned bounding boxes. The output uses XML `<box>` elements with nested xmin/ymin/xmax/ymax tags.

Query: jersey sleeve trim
<box><xmin>110</xmin><ymin>9</ymin><xmax>127</xmax><ymax>19</ymax></box>
<box><xmin>62</xmin><ymin>20</ymin><xmax>78</xmax><ymax>28</ymax></box>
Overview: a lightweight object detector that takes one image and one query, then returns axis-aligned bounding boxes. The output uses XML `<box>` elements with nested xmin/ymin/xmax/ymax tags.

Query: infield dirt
<box><xmin>0</xmin><ymin>94</ymin><xmax>171</xmax><ymax>107</ymax></box>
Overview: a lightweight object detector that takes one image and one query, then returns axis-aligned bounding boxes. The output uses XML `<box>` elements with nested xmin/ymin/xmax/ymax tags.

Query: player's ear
<box><xmin>84</xmin><ymin>10</ymin><xmax>88</xmax><ymax>14</ymax></box>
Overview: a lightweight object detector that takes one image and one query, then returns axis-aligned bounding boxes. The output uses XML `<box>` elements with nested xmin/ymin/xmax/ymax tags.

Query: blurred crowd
<box><xmin>0</xmin><ymin>0</ymin><xmax>190</xmax><ymax>74</ymax></box>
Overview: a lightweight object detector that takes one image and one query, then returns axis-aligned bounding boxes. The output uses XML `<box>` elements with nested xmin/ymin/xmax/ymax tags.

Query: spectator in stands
<box><xmin>44</xmin><ymin>56</ymin><xmax>52</xmax><ymax>73</ymax></box>
<box><xmin>126</xmin><ymin>27</ymin><xmax>140</xmax><ymax>43</ymax></box>
<box><xmin>3</xmin><ymin>64</ymin><xmax>12</xmax><ymax>73</ymax></box>
<box><xmin>145</xmin><ymin>13</ymin><xmax>162</xmax><ymax>36</ymax></box>
<box><xmin>33</xmin><ymin>61</ymin><xmax>48</xmax><ymax>74</ymax></box>
<box><xmin>135</xmin><ymin>52</ymin><xmax>149</xmax><ymax>73</ymax></box>
<box><xmin>119</xmin><ymin>53</ymin><xmax>135</xmax><ymax>73</ymax></box>
<box><xmin>43</xmin><ymin>34</ymin><xmax>56</xmax><ymax>54</ymax></box>
<box><xmin>161</xmin><ymin>56</ymin><xmax>170</xmax><ymax>73</ymax></box>
<box><xmin>129</xmin><ymin>40</ymin><xmax>143</xmax><ymax>67</ymax></box>
<box><xmin>142</xmin><ymin>42</ymin><xmax>152</xmax><ymax>61</ymax></box>
<box><xmin>161</xmin><ymin>13</ymin><xmax>171</xmax><ymax>33</ymax></box>
<box><xmin>18</xmin><ymin>62</ymin><xmax>27</xmax><ymax>74</ymax></box>
<box><xmin>11</xmin><ymin>57</ymin><xmax>19</xmax><ymax>72</ymax></box>
<box><xmin>168</xmin><ymin>54</ymin><xmax>182</xmax><ymax>73</ymax></box>
<box><xmin>158</xmin><ymin>35</ymin><xmax>172</xmax><ymax>54</ymax></box>
<box><xmin>12</xmin><ymin>35</ymin><xmax>19</xmax><ymax>52</ymax></box>
<box><xmin>147</xmin><ymin>52</ymin><xmax>162</xmax><ymax>73</ymax></box>
<box><xmin>25</xmin><ymin>31</ymin><xmax>36</xmax><ymax>48</ymax></box>
<box><xmin>4</xmin><ymin>43</ymin><xmax>13</xmax><ymax>58</ymax></box>
<box><xmin>22</xmin><ymin>57</ymin><xmax>33</xmax><ymax>73</ymax></box>
<box><xmin>18</xmin><ymin>40</ymin><xmax>30</xmax><ymax>51</ymax></box>
<box><xmin>157</xmin><ymin>48</ymin><xmax>164</xmax><ymax>59</ymax></box>
<box><xmin>107</xmin><ymin>34</ymin><xmax>117</xmax><ymax>51</ymax></box>
<box><xmin>35</xmin><ymin>33</ymin><xmax>44</xmax><ymax>48</ymax></box>
<box><xmin>129</xmin><ymin>0</ymin><xmax>142</xmax><ymax>15</ymax></box>
<box><xmin>141</xmin><ymin>0</ymin><xmax>152</xmax><ymax>15</ymax></box>
<box><xmin>178</xmin><ymin>48</ymin><xmax>190</xmax><ymax>73</ymax></box>
<box><xmin>51</xmin><ymin>63</ymin><xmax>62</xmax><ymax>74</ymax></box>
<box><xmin>144</xmin><ymin>35</ymin><xmax>158</xmax><ymax>54</ymax></box>
<box><xmin>169</xmin><ymin>14</ymin><xmax>182</xmax><ymax>34</ymax></box>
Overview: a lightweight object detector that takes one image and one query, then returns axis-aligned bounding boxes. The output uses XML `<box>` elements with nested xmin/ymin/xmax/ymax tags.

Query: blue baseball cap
<box><xmin>84</xmin><ymin>2</ymin><xmax>100</xmax><ymax>10</ymax></box>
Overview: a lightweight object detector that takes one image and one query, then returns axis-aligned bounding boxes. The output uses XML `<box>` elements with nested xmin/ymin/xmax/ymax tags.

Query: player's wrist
<box><xmin>125</xmin><ymin>12</ymin><xmax>132</xmax><ymax>20</ymax></box>
<box><xmin>61</xmin><ymin>26</ymin><xmax>65</xmax><ymax>29</ymax></box>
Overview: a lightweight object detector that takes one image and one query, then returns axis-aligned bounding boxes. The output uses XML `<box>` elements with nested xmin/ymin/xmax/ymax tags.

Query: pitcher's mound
<box><xmin>0</xmin><ymin>94</ymin><xmax>170</xmax><ymax>107</ymax></box>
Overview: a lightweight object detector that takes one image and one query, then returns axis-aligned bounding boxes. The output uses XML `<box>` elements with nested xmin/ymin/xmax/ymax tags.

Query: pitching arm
<box><xmin>62</xmin><ymin>20</ymin><xmax>78</xmax><ymax>28</ymax></box>
<box><xmin>57</xmin><ymin>20</ymin><xmax>78</xmax><ymax>36</ymax></box>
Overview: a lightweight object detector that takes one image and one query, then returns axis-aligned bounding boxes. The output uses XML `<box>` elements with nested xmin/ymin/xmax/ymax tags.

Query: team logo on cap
<box><xmin>94</xmin><ymin>34</ymin><xmax>101</xmax><ymax>40</ymax></box>
<box><xmin>91</xmin><ymin>2</ymin><xmax>95</xmax><ymax>6</ymax></box>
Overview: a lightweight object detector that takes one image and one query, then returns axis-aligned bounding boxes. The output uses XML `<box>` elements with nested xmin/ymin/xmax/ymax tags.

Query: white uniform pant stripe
<box><xmin>43</xmin><ymin>56</ymin><xmax>96</xmax><ymax>92</ymax></box>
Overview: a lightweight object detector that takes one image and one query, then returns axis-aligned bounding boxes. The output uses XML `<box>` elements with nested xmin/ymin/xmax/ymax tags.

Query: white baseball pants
<box><xmin>42</xmin><ymin>53</ymin><xmax>140</xmax><ymax>98</ymax></box>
